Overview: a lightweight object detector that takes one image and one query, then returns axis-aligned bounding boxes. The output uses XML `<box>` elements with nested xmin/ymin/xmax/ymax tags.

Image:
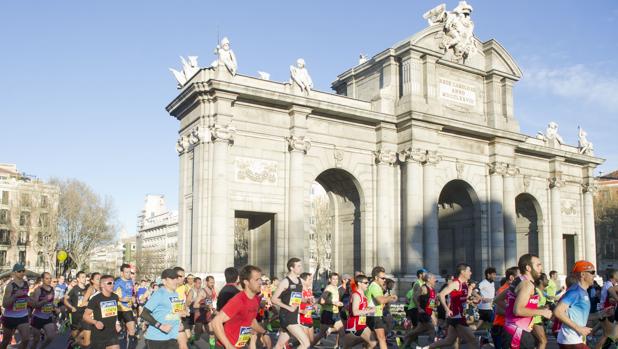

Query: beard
<box><xmin>530</xmin><ymin>268</ymin><xmax>541</xmax><ymax>282</ymax></box>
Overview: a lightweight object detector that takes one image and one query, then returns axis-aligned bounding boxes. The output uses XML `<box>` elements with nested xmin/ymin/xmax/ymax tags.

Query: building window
<box><xmin>0</xmin><ymin>251</ymin><xmax>6</xmax><ymax>266</ymax></box>
<box><xmin>18</xmin><ymin>251</ymin><xmax>26</xmax><ymax>265</ymax></box>
<box><xmin>40</xmin><ymin>195</ymin><xmax>48</xmax><ymax>208</ymax></box>
<box><xmin>38</xmin><ymin>214</ymin><xmax>48</xmax><ymax>228</ymax></box>
<box><xmin>606</xmin><ymin>242</ymin><xmax>616</xmax><ymax>258</ymax></box>
<box><xmin>21</xmin><ymin>193</ymin><xmax>30</xmax><ymax>207</ymax></box>
<box><xmin>37</xmin><ymin>231</ymin><xmax>44</xmax><ymax>245</ymax></box>
<box><xmin>0</xmin><ymin>230</ymin><xmax>9</xmax><ymax>244</ymax></box>
<box><xmin>18</xmin><ymin>231</ymin><xmax>27</xmax><ymax>245</ymax></box>
<box><xmin>37</xmin><ymin>252</ymin><xmax>45</xmax><ymax>267</ymax></box>
<box><xmin>0</xmin><ymin>209</ymin><xmax>8</xmax><ymax>224</ymax></box>
<box><xmin>1</xmin><ymin>191</ymin><xmax>8</xmax><ymax>205</ymax></box>
<box><xmin>19</xmin><ymin>212</ymin><xmax>30</xmax><ymax>226</ymax></box>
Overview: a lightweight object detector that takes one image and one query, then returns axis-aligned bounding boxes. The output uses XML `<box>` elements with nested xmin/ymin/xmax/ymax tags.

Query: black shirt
<box><xmin>68</xmin><ymin>285</ymin><xmax>88</xmax><ymax>313</ymax></box>
<box><xmin>217</xmin><ymin>284</ymin><xmax>240</xmax><ymax>311</ymax></box>
<box><xmin>87</xmin><ymin>292</ymin><xmax>119</xmax><ymax>343</ymax></box>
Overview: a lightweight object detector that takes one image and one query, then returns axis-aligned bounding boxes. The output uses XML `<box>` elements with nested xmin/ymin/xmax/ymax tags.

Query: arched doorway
<box><xmin>438</xmin><ymin>180</ymin><xmax>482</xmax><ymax>277</ymax></box>
<box><xmin>309</xmin><ymin>169</ymin><xmax>362</xmax><ymax>278</ymax></box>
<box><xmin>515</xmin><ymin>193</ymin><xmax>542</xmax><ymax>257</ymax></box>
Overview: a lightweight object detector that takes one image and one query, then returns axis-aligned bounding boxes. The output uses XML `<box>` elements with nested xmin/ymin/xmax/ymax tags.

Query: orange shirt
<box><xmin>493</xmin><ymin>283</ymin><xmax>510</xmax><ymax>327</ymax></box>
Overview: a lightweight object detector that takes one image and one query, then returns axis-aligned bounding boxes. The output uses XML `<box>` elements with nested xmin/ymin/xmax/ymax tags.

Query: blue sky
<box><xmin>1</xmin><ymin>1</ymin><xmax>617</xmax><ymax>236</ymax></box>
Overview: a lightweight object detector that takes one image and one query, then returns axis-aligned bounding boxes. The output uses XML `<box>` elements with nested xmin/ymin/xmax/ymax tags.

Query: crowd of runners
<box><xmin>0</xmin><ymin>254</ymin><xmax>613</xmax><ymax>349</ymax></box>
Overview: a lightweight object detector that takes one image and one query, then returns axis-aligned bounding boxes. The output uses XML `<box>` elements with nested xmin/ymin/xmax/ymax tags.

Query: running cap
<box><xmin>416</xmin><ymin>268</ymin><xmax>428</xmax><ymax>276</ymax></box>
<box><xmin>12</xmin><ymin>263</ymin><xmax>25</xmax><ymax>272</ymax></box>
<box><xmin>161</xmin><ymin>268</ymin><xmax>178</xmax><ymax>280</ymax></box>
<box><xmin>572</xmin><ymin>260</ymin><xmax>595</xmax><ymax>273</ymax></box>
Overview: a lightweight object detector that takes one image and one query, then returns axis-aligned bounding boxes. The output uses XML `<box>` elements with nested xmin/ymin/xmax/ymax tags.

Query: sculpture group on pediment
<box><xmin>423</xmin><ymin>1</ymin><xmax>477</xmax><ymax>63</ymax></box>
<box><xmin>290</xmin><ymin>58</ymin><xmax>314</xmax><ymax>94</ymax></box>
<box><xmin>212</xmin><ymin>37</ymin><xmax>238</xmax><ymax>76</ymax></box>
<box><xmin>169</xmin><ymin>56</ymin><xmax>200</xmax><ymax>89</ymax></box>
<box><xmin>536</xmin><ymin>121</ymin><xmax>564</xmax><ymax>145</ymax></box>
<box><xmin>578</xmin><ymin>126</ymin><xmax>594</xmax><ymax>155</ymax></box>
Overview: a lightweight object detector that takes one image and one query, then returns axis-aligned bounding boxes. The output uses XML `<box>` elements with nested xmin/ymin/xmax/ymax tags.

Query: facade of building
<box><xmin>0</xmin><ymin>164</ymin><xmax>59</xmax><ymax>274</ymax></box>
<box><xmin>88</xmin><ymin>240</ymin><xmax>125</xmax><ymax>275</ymax></box>
<box><xmin>136</xmin><ymin>195</ymin><xmax>178</xmax><ymax>277</ymax></box>
<box><xmin>167</xmin><ymin>4</ymin><xmax>602</xmax><ymax>278</ymax></box>
<box><xmin>595</xmin><ymin>170</ymin><xmax>618</xmax><ymax>271</ymax></box>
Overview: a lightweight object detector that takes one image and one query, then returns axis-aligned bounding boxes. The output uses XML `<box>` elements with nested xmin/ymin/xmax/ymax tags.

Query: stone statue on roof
<box><xmin>290</xmin><ymin>58</ymin><xmax>313</xmax><ymax>94</ymax></box>
<box><xmin>423</xmin><ymin>1</ymin><xmax>477</xmax><ymax>63</ymax></box>
<box><xmin>169</xmin><ymin>56</ymin><xmax>200</xmax><ymax>88</ymax></box>
<box><xmin>578</xmin><ymin>126</ymin><xmax>594</xmax><ymax>155</ymax></box>
<box><xmin>212</xmin><ymin>37</ymin><xmax>237</xmax><ymax>76</ymax></box>
<box><xmin>536</xmin><ymin>121</ymin><xmax>564</xmax><ymax>145</ymax></box>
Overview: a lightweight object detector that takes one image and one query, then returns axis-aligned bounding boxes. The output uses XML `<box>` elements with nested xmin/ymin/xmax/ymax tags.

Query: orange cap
<box><xmin>572</xmin><ymin>260</ymin><xmax>595</xmax><ymax>273</ymax></box>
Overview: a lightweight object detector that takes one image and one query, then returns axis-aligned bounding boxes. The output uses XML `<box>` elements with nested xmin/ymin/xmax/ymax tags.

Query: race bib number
<box><xmin>42</xmin><ymin>303</ymin><xmax>54</xmax><ymax>313</ymax></box>
<box><xmin>14</xmin><ymin>299</ymin><xmax>27</xmax><ymax>311</ymax></box>
<box><xmin>205</xmin><ymin>298</ymin><xmax>213</xmax><ymax>306</ymax></box>
<box><xmin>101</xmin><ymin>300</ymin><xmax>118</xmax><ymax>318</ymax></box>
<box><xmin>78</xmin><ymin>295</ymin><xmax>84</xmax><ymax>305</ymax></box>
<box><xmin>333</xmin><ymin>305</ymin><xmax>339</xmax><ymax>314</ymax></box>
<box><xmin>429</xmin><ymin>299</ymin><xmax>436</xmax><ymax>309</ymax></box>
<box><xmin>304</xmin><ymin>306</ymin><xmax>313</xmax><ymax>318</ymax></box>
<box><xmin>289</xmin><ymin>292</ymin><xmax>302</xmax><ymax>307</ymax></box>
<box><xmin>171</xmin><ymin>297</ymin><xmax>185</xmax><ymax>314</ymax></box>
<box><xmin>235</xmin><ymin>326</ymin><xmax>252</xmax><ymax>348</ymax></box>
<box><xmin>358</xmin><ymin>315</ymin><xmax>366</xmax><ymax>325</ymax></box>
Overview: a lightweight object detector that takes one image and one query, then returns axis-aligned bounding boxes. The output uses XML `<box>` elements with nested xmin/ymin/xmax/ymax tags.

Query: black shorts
<box><xmin>70</xmin><ymin>311</ymin><xmax>85</xmax><ymax>330</ymax></box>
<box><xmin>1</xmin><ymin>316</ymin><xmax>29</xmax><ymax>329</ymax></box>
<box><xmin>91</xmin><ymin>336</ymin><xmax>120</xmax><ymax>349</ymax></box>
<box><xmin>320</xmin><ymin>310</ymin><xmax>341</xmax><ymax>326</ymax></box>
<box><xmin>146</xmin><ymin>339</ymin><xmax>179</xmax><ymax>349</ymax></box>
<box><xmin>346</xmin><ymin>329</ymin><xmax>365</xmax><ymax>336</ymax></box>
<box><xmin>447</xmin><ymin>317</ymin><xmax>468</xmax><ymax>328</ymax></box>
<box><xmin>367</xmin><ymin>316</ymin><xmax>386</xmax><ymax>330</ymax></box>
<box><xmin>31</xmin><ymin>316</ymin><xmax>53</xmax><ymax>330</ymax></box>
<box><xmin>409</xmin><ymin>307</ymin><xmax>419</xmax><ymax>326</ymax></box>
<box><xmin>419</xmin><ymin>312</ymin><xmax>432</xmax><ymax>324</ymax></box>
<box><xmin>478</xmin><ymin>309</ymin><xmax>494</xmax><ymax>322</ymax></box>
<box><xmin>503</xmin><ymin>330</ymin><xmax>536</xmax><ymax>349</ymax></box>
<box><xmin>181</xmin><ymin>316</ymin><xmax>191</xmax><ymax>330</ymax></box>
<box><xmin>279</xmin><ymin>310</ymin><xmax>299</xmax><ymax>331</ymax></box>
<box><xmin>118</xmin><ymin>310</ymin><xmax>135</xmax><ymax>324</ymax></box>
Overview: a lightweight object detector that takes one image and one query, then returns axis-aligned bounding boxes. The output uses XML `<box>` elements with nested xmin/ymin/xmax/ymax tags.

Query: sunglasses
<box><xmin>359</xmin><ymin>281</ymin><xmax>369</xmax><ymax>284</ymax></box>
<box><xmin>104</xmin><ymin>281</ymin><xmax>114</xmax><ymax>286</ymax></box>
<box><xmin>378</xmin><ymin>277</ymin><xmax>386</xmax><ymax>280</ymax></box>
<box><xmin>587</xmin><ymin>270</ymin><xmax>596</xmax><ymax>275</ymax></box>
<box><xmin>16</xmin><ymin>270</ymin><xmax>25</xmax><ymax>273</ymax></box>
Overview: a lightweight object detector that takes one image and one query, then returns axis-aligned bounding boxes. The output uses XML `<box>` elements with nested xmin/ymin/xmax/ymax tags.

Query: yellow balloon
<box><xmin>57</xmin><ymin>250</ymin><xmax>68</xmax><ymax>262</ymax></box>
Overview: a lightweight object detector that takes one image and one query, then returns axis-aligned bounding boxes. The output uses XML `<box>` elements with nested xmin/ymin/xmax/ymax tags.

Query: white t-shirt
<box><xmin>478</xmin><ymin>279</ymin><xmax>495</xmax><ymax>310</ymax></box>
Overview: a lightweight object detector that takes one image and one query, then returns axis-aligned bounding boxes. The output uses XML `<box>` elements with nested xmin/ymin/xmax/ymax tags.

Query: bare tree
<box><xmin>51</xmin><ymin>178</ymin><xmax>116</xmax><ymax>271</ymax></box>
<box><xmin>234</xmin><ymin>218</ymin><xmax>249</xmax><ymax>267</ymax></box>
<box><xmin>135</xmin><ymin>248</ymin><xmax>163</xmax><ymax>280</ymax></box>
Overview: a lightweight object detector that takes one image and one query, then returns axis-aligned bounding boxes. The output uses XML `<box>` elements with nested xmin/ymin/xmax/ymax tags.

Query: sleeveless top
<box><xmin>33</xmin><ymin>285</ymin><xmax>55</xmax><ymax>319</ymax></box>
<box><xmin>419</xmin><ymin>285</ymin><xmax>437</xmax><ymax>316</ymax></box>
<box><xmin>505</xmin><ymin>275</ymin><xmax>539</xmax><ymax>332</ymax></box>
<box><xmin>300</xmin><ymin>289</ymin><xmax>314</xmax><ymax>326</ymax></box>
<box><xmin>280</xmin><ymin>276</ymin><xmax>302</xmax><ymax>316</ymax></box>
<box><xmin>4</xmin><ymin>280</ymin><xmax>30</xmax><ymax>318</ymax></box>
<box><xmin>113</xmin><ymin>278</ymin><xmax>134</xmax><ymax>311</ymax></box>
<box><xmin>449</xmin><ymin>278</ymin><xmax>468</xmax><ymax>319</ymax></box>
<box><xmin>346</xmin><ymin>290</ymin><xmax>368</xmax><ymax>332</ymax></box>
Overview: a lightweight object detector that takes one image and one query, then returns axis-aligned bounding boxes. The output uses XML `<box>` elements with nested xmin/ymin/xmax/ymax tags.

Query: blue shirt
<box><xmin>557</xmin><ymin>284</ymin><xmax>590</xmax><ymax>344</ymax></box>
<box><xmin>144</xmin><ymin>287</ymin><xmax>181</xmax><ymax>341</ymax></box>
<box><xmin>114</xmin><ymin>278</ymin><xmax>134</xmax><ymax>311</ymax></box>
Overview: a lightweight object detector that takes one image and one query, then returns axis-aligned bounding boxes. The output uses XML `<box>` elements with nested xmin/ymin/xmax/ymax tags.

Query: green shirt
<box><xmin>546</xmin><ymin>279</ymin><xmax>557</xmax><ymax>299</ymax></box>
<box><xmin>532</xmin><ymin>287</ymin><xmax>547</xmax><ymax>325</ymax></box>
<box><xmin>406</xmin><ymin>279</ymin><xmax>425</xmax><ymax>309</ymax></box>
<box><xmin>321</xmin><ymin>285</ymin><xmax>340</xmax><ymax>313</ymax></box>
<box><xmin>366</xmin><ymin>282</ymin><xmax>384</xmax><ymax>317</ymax></box>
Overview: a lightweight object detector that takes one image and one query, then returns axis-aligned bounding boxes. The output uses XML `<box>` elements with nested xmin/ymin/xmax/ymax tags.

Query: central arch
<box><xmin>309</xmin><ymin>169</ymin><xmax>363</xmax><ymax>278</ymax></box>
<box><xmin>438</xmin><ymin>179</ymin><xmax>482</xmax><ymax>277</ymax></box>
<box><xmin>515</xmin><ymin>193</ymin><xmax>543</xmax><ymax>257</ymax></box>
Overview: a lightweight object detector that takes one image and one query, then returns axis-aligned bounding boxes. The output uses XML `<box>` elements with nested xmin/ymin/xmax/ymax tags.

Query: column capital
<box><xmin>398</xmin><ymin>147</ymin><xmax>426</xmax><ymax>164</ymax></box>
<box><xmin>287</xmin><ymin>135</ymin><xmax>311</xmax><ymax>153</ymax></box>
<box><xmin>424</xmin><ymin>150</ymin><xmax>442</xmax><ymax>166</ymax></box>
<box><xmin>211</xmin><ymin>124</ymin><xmax>235</xmax><ymax>144</ymax></box>
<box><xmin>488</xmin><ymin>161</ymin><xmax>508</xmax><ymax>175</ymax></box>
<box><xmin>548</xmin><ymin>174</ymin><xmax>564</xmax><ymax>189</ymax></box>
<box><xmin>582</xmin><ymin>182</ymin><xmax>599</xmax><ymax>194</ymax></box>
<box><xmin>505</xmin><ymin>164</ymin><xmax>520</xmax><ymax>177</ymax></box>
<box><xmin>176</xmin><ymin>136</ymin><xmax>187</xmax><ymax>154</ymax></box>
<box><xmin>374</xmin><ymin>149</ymin><xmax>397</xmax><ymax>166</ymax></box>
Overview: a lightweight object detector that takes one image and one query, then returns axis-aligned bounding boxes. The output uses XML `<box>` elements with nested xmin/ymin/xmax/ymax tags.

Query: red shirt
<box><xmin>221</xmin><ymin>291</ymin><xmax>260</xmax><ymax>348</ymax></box>
<box><xmin>493</xmin><ymin>283</ymin><xmax>510</xmax><ymax>327</ymax></box>
<box><xmin>449</xmin><ymin>278</ymin><xmax>468</xmax><ymax>318</ymax></box>
<box><xmin>300</xmin><ymin>289</ymin><xmax>314</xmax><ymax>326</ymax></box>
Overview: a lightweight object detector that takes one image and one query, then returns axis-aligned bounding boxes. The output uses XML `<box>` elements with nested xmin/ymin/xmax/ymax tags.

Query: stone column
<box><xmin>375</xmin><ymin>149</ymin><xmax>397</xmax><ymax>272</ymax></box>
<box><xmin>489</xmin><ymin>162</ymin><xmax>507</xmax><ymax>273</ymax></box>
<box><xmin>503</xmin><ymin>165</ymin><xmax>519</xmax><ymax>268</ymax></box>
<box><xmin>423</xmin><ymin>151</ymin><xmax>441</xmax><ymax>273</ymax></box>
<box><xmin>209</xmin><ymin>124</ymin><xmax>235</xmax><ymax>272</ymax></box>
<box><xmin>582</xmin><ymin>182</ymin><xmax>598</xmax><ymax>264</ymax></box>
<box><xmin>287</xmin><ymin>106</ymin><xmax>312</xmax><ymax>261</ymax></box>
<box><xmin>549</xmin><ymin>175</ymin><xmax>565</xmax><ymax>274</ymax></box>
<box><xmin>399</xmin><ymin>148</ymin><xmax>426</xmax><ymax>273</ymax></box>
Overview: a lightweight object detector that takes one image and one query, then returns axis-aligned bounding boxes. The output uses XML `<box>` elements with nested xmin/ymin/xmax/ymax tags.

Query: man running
<box><xmin>272</xmin><ymin>257</ymin><xmax>310</xmax><ymax>349</ymax></box>
<box><xmin>502</xmin><ymin>254</ymin><xmax>552</xmax><ymax>349</ymax></box>
<box><xmin>597</xmin><ymin>269</ymin><xmax>618</xmax><ymax>349</ymax></box>
<box><xmin>313</xmin><ymin>272</ymin><xmax>345</xmax><ymax>347</ymax></box>
<box><xmin>211</xmin><ymin>265</ymin><xmax>272</xmax><ymax>349</ymax></box>
<box><xmin>141</xmin><ymin>269</ymin><xmax>182</xmax><ymax>349</ymax></box>
<box><xmin>403</xmin><ymin>273</ymin><xmax>437</xmax><ymax>348</ymax></box>
<box><xmin>80</xmin><ymin>272</ymin><xmax>102</xmax><ymax>348</ymax></box>
<box><xmin>174</xmin><ymin>267</ymin><xmax>192</xmax><ymax>349</ymax></box>
<box><xmin>114</xmin><ymin>263</ymin><xmax>137</xmax><ymax>349</ymax></box>
<box><xmin>65</xmin><ymin>270</ymin><xmax>89</xmax><ymax>349</ymax></box>
<box><xmin>31</xmin><ymin>272</ymin><xmax>58</xmax><ymax>348</ymax></box>
<box><xmin>406</xmin><ymin>268</ymin><xmax>427</xmax><ymax>329</ymax></box>
<box><xmin>420</xmin><ymin>263</ymin><xmax>481</xmax><ymax>349</ymax></box>
<box><xmin>83</xmin><ymin>274</ymin><xmax>120</xmax><ymax>349</ymax></box>
<box><xmin>343</xmin><ymin>274</ymin><xmax>376</xmax><ymax>349</ymax></box>
<box><xmin>478</xmin><ymin>267</ymin><xmax>496</xmax><ymax>329</ymax></box>
<box><xmin>1</xmin><ymin>263</ymin><xmax>32</xmax><ymax>349</ymax></box>
<box><xmin>218</xmin><ymin>267</ymin><xmax>240</xmax><ymax>311</ymax></box>
<box><xmin>366</xmin><ymin>266</ymin><xmax>397</xmax><ymax>349</ymax></box>
<box><xmin>492</xmin><ymin>266</ymin><xmax>519</xmax><ymax>349</ymax></box>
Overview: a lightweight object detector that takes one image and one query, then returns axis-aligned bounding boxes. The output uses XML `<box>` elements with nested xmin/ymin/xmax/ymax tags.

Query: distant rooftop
<box><xmin>599</xmin><ymin>170</ymin><xmax>618</xmax><ymax>181</ymax></box>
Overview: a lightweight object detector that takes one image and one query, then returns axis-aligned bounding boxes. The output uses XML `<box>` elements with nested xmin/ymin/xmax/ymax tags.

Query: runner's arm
<box><xmin>554</xmin><ymin>300</ymin><xmax>589</xmax><ymax>336</ymax></box>
<box><xmin>494</xmin><ymin>288</ymin><xmax>507</xmax><ymax>315</ymax></box>
<box><xmin>210</xmin><ymin>311</ymin><xmax>235</xmax><ymax>349</ymax></box>
<box><xmin>2</xmin><ymin>283</ymin><xmax>14</xmax><ymax>308</ymax></box>
<box><xmin>140</xmin><ymin>307</ymin><xmax>161</xmax><ymax>327</ymax></box>
<box><xmin>271</xmin><ymin>278</ymin><xmax>293</xmax><ymax>312</ymax></box>
<box><xmin>513</xmin><ymin>281</ymin><xmax>546</xmax><ymax>317</ymax></box>
<box><xmin>250</xmin><ymin>318</ymin><xmax>267</xmax><ymax>334</ymax></box>
<box><xmin>438</xmin><ymin>281</ymin><xmax>458</xmax><ymax>315</ymax></box>
<box><xmin>608</xmin><ymin>286</ymin><xmax>618</xmax><ymax>303</ymax></box>
<box><xmin>63</xmin><ymin>292</ymin><xmax>76</xmax><ymax>312</ymax></box>
<box><xmin>82</xmin><ymin>308</ymin><xmax>97</xmax><ymax>326</ymax></box>
<box><xmin>80</xmin><ymin>287</ymin><xmax>93</xmax><ymax>307</ymax></box>
<box><xmin>412</xmin><ymin>282</ymin><xmax>422</xmax><ymax>308</ymax></box>
<box><xmin>31</xmin><ymin>287</ymin><xmax>43</xmax><ymax>307</ymax></box>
